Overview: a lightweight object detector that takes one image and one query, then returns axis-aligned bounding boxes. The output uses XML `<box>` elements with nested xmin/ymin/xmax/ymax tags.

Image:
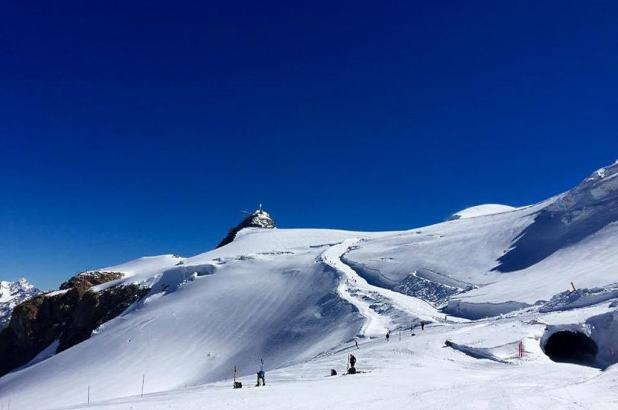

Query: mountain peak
<box><xmin>0</xmin><ymin>278</ymin><xmax>37</xmax><ymax>301</ymax></box>
<box><xmin>216</xmin><ymin>208</ymin><xmax>276</xmax><ymax>248</ymax></box>
<box><xmin>245</xmin><ymin>208</ymin><xmax>275</xmax><ymax>229</ymax></box>
<box><xmin>0</xmin><ymin>278</ymin><xmax>42</xmax><ymax>329</ymax></box>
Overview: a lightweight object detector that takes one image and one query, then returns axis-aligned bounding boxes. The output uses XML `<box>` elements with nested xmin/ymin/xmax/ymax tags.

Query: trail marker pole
<box><xmin>518</xmin><ymin>341</ymin><xmax>525</xmax><ymax>358</ymax></box>
<box><xmin>141</xmin><ymin>374</ymin><xmax>145</xmax><ymax>398</ymax></box>
<box><xmin>571</xmin><ymin>282</ymin><xmax>577</xmax><ymax>292</ymax></box>
<box><xmin>87</xmin><ymin>385</ymin><xmax>90</xmax><ymax>404</ymax></box>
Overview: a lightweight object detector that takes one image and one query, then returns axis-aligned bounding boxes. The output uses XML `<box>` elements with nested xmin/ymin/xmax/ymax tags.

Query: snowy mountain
<box><xmin>0</xmin><ymin>278</ymin><xmax>41</xmax><ymax>329</ymax></box>
<box><xmin>1</xmin><ymin>163</ymin><xmax>618</xmax><ymax>409</ymax></box>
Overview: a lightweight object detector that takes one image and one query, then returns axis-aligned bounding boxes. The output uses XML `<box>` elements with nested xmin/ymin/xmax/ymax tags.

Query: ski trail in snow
<box><xmin>322</xmin><ymin>240</ymin><xmax>390</xmax><ymax>337</ymax></box>
<box><xmin>321</xmin><ymin>239</ymin><xmax>443</xmax><ymax>338</ymax></box>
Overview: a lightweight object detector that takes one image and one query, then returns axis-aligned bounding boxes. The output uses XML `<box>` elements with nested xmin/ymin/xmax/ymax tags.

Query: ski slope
<box><xmin>321</xmin><ymin>239</ymin><xmax>441</xmax><ymax>337</ymax></box>
<box><xmin>1</xmin><ymin>161</ymin><xmax>618</xmax><ymax>409</ymax></box>
<box><xmin>31</xmin><ymin>301</ymin><xmax>618</xmax><ymax>410</ymax></box>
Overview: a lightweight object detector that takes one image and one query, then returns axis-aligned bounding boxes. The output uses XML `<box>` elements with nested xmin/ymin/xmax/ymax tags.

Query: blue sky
<box><xmin>1</xmin><ymin>1</ymin><xmax>618</xmax><ymax>289</ymax></box>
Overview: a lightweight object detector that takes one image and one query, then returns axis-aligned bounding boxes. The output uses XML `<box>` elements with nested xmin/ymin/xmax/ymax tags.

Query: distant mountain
<box><xmin>0</xmin><ymin>278</ymin><xmax>41</xmax><ymax>329</ymax></box>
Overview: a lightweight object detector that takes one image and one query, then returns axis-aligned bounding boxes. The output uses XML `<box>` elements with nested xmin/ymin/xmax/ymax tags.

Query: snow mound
<box><xmin>449</xmin><ymin>204</ymin><xmax>516</xmax><ymax>220</ymax></box>
<box><xmin>540</xmin><ymin>286</ymin><xmax>618</xmax><ymax>313</ymax></box>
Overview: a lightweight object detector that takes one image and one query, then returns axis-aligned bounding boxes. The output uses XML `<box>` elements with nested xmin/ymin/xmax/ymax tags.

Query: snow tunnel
<box><xmin>543</xmin><ymin>330</ymin><xmax>598</xmax><ymax>366</ymax></box>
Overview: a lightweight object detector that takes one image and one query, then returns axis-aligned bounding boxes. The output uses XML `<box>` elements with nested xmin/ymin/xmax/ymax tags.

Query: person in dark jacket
<box><xmin>348</xmin><ymin>353</ymin><xmax>357</xmax><ymax>374</ymax></box>
<box><xmin>256</xmin><ymin>360</ymin><xmax>266</xmax><ymax>386</ymax></box>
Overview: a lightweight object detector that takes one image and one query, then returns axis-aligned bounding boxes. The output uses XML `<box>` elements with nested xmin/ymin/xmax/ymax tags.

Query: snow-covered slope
<box><xmin>1</xmin><ymin>162</ymin><xmax>618</xmax><ymax>409</ymax></box>
<box><xmin>449</xmin><ymin>203</ymin><xmax>516</xmax><ymax>220</ymax></box>
<box><xmin>345</xmin><ymin>161</ymin><xmax>618</xmax><ymax>316</ymax></box>
<box><xmin>38</xmin><ymin>302</ymin><xmax>618</xmax><ymax>410</ymax></box>
<box><xmin>0</xmin><ymin>229</ymin><xmax>441</xmax><ymax>408</ymax></box>
<box><xmin>0</xmin><ymin>278</ymin><xmax>41</xmax><ymax>329</ymax></box>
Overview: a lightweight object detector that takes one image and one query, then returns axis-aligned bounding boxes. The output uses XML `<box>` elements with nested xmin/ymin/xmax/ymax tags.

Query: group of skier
<box><xmin>236</xmin><ymin>321</ymin><xmax>429</xmax><ymax>389</ymax></box>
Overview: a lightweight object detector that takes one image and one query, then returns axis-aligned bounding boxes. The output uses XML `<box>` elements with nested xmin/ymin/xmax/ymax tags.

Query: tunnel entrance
<box><xmin>544</xmin><ymin>331</ymin><xmax>598</xmax><ymax>367</ymax></box>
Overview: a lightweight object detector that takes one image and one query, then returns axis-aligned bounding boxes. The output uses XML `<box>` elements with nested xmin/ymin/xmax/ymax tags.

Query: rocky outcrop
<box><xmin>60</xmin><ymin>283</ymin><xmax>148</xmax><ymax>350</ymax></box>
<box><xmin>0</xmin><ymin>271</ymin><xmax>147</xmax><ymax>376</ymax></box>
<box><xmin>217</xmin><ymin>208</ymin><xmax>275</xmax><ymax>248</ymax></box>
<box><xmin>60</xmin><ymin>271</ymin><xmax>123</xmax><ymax>292</ymax></box>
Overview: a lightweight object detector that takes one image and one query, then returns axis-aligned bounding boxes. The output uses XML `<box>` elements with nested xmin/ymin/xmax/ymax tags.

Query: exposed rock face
<box><xmin>60</xmin><ymin>271</ymin><xmax>123</xmax><ymax>291</ymax></box>
<box><xmin>0</xmin><ymin>278</ymin><xmax>42</xmax><ymax>329</ymax></box>
<box><xmin>217</xmin><ymin>208</ymin><xmax>275</xmax><ymax>248</ymax></box>
<box><xmin>0</xmin><ymin>271</ymin><xmax>147</xmax><ymax>376</ymax></box>
<box><xmin>60</xmin><ymin>284</ymin><xmax>148</xmax><ymax>350</ymax></box>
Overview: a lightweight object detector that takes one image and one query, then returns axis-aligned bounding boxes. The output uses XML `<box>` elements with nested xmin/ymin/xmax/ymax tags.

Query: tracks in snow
<box><xmin>320</xmin><ymin>239</ymin><xmax>442</xmax><ymax>338</ymax></box>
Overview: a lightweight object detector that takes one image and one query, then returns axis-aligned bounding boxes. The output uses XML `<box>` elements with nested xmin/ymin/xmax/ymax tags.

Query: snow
<box><xmin>21</xmin><ymin>305</ymin><xmax>618</xmax><ymax>410</ymax></box>
<box><xmin>20</xmin><ymin>340</ymin><xmax>60</xmax><ymax>369</ymax></box>
<box><xmin>0</xmin><ymin>278</ymin><xmax>41</xmax><ymax>329</ymax></box>
<box><xmin>0</xmin><ymin>278</ymin><xmax>37</xmax><ymax>303</ymax></box>
<box><xmin>321</xmin><ymin>239</ymin><xmax>443</xmax><ymax>337</ymax></box>
<box><xmin>449</xmin><ymin>203</ymin><xmax>517</xmax><ymax>219</ymax></box>
<box><xmin>1</xmin><ymin>162</ymin><xmax>618</xmax><ymax>409</ymax></box>
<box><xmin>44</xmin><ymin>289</ymin><xmax>70</xmax><ymax>297</ymax></box>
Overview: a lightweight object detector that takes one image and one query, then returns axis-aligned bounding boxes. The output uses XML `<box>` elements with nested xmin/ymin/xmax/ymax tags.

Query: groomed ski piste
<box><xmin>1</xmin><ymin>161</ymin><xmax>618</xmax><ymax>409</ymax></box>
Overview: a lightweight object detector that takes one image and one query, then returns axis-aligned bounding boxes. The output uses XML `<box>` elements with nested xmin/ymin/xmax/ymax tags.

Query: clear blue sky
<box><xmin>2</xmin><ymin>1</ymin><xmax>618</xmax><ymax>289</ymax></box>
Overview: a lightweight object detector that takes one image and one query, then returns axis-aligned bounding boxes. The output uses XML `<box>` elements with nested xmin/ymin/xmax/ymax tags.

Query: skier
<box><xmin>386</xmin><ymin>330</ymin><xmax>390</xmax><ymax>342</ymax></box>
<box><xmin>354</xmin><ymin>339</ymin><xmax>359</xmax><ymax>349</ymax></box>
<box><xmin>348</xmin><ymin>353</ymin><xmax>357</xmax><ymax>374</ymax></box>
<box><xmin>233</xmin><ymin>366</ymin><xmax>242</xmax><ymax>389</ymax></box>
<box><xmin>421</xmin><ymin>321</ymin><xmax>425</xmax><ymax>331</ymax></box>
<box><xmin>256</xmin><ymin>359</ymin><xmax>266</xmax><ymax>386</ymax></box>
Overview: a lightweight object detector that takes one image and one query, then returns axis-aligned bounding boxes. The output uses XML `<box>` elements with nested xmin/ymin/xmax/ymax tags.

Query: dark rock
<box><xmin>0</xmin><ymin>271</ymin><xmax>147</xmax><ymax>376</ymax></box>
<box><xmin>59</xmin><ymin>284</ymin><xmax>148</xmax><ymax>351</ymax></box>
<box><xmin>217</xmin><ymin>209</ymin><xmax>275</xmax><ymax>248</ymax></box>
<box><xmin>60</xmin><ymin>271</ymin><xmax>123</xmax><ymax>292</ymax></box>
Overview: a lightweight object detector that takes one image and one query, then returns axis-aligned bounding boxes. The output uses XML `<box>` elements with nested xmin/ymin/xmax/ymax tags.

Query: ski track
<box><xmin>321</xmin><ymin>239</ymin><xmax>442</xmax><ymax>338</ymax></box>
